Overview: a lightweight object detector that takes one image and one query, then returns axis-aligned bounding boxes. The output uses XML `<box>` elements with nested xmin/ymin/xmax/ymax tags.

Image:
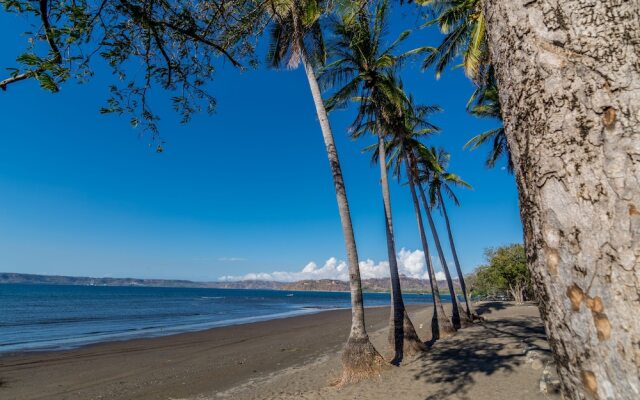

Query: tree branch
<box><xmin>119</xmin><ymin>0</ymin><xmax>244</xmax><ymax>69</ymax></box>
<box><xmin>39</xmin><ymin>0</ymin><xmax>62</xmax><ymax>64</ymax></box>
<box><xmin>0</xmin><ymin>72</ymin><xmax>33</xmax><ymax>91</ymax></box>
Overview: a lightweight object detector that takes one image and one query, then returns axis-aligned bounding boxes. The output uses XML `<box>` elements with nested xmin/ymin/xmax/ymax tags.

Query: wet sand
<box><xmin>0</xmin><ymin>303</ymin><xmax>557</xmax><ymax>400</ymax></box>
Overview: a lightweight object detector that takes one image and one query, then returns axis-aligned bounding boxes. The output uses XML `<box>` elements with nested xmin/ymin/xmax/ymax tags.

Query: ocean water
<box><xmin>0</xmin><ymin>284</ymin><xmax>448</xmax><ymax>354</ymax></box>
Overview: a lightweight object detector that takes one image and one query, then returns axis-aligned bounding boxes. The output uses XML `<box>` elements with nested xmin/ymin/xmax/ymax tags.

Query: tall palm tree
<box><xmin>419</xmin><ymin>146</ymin><xmax>474</xmax><ymax>322</ymax></box>
<box><xmin>412</xmin><ymin>145</ymin><xmax>462</xmax><ymax>329</ymax></box>
<box><xmin>385</xmin><ymin>97</ymin><xmax>457</xmax><ymax>340</ymax></box>
<box><xmin>265</xmin><ymin>0</ymin><xmax>385</xmax><ymax>383</ymax></box>
<box><xmin>322</xmin><ymin>0</ymin><xmax>426</xmax><ymax>361</ymax></box>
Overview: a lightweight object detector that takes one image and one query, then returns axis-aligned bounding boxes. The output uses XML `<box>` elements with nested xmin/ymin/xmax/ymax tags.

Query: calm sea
<box><xmin>0</xmin><ymin>284</ymin><xmax>447</xmax><ymax>353</ymax></box>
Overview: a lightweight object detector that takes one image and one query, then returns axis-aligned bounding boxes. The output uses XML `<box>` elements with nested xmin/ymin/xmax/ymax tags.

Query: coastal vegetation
<box><xmin>467</xmin><ymin>244</ymin><xmax>532</xmax><ymax>304</ymax></box>
<box><xmin>2</xmin><ymin>0</ymin><xmax>638</xmax><ymax>398</ymax></box>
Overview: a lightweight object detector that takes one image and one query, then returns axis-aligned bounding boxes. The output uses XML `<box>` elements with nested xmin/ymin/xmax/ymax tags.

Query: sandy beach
<box><xmin>0</xmin><ymin>302</ymin><xmax>558</xmax><ymax>400</ymax></box>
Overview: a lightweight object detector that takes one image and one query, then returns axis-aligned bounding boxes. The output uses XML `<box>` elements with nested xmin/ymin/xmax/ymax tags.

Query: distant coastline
<box><xmin>0</xmin><ymin>272</ymin><xmax>458</xmax><ymax>293</ymax></box>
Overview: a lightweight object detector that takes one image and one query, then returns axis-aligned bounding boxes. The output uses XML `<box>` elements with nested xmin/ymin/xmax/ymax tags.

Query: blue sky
<box><xmin>0</xmin><ymin>4</ymin><xmax>522</xmax><ymax>281</ymax></box>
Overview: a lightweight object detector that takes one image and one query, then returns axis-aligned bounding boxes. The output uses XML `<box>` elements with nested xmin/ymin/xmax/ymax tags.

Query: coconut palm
<box><xmin>384</xmin><ymin>96</ymin><xmax>457</xmax><ymax>340</ymax></box>
<box><xmin>418</xmin><ymin>146</ymin><xmax>474</xmax><ymax>322</ymax></box>
<box><xmin>321</xmin><ymin>0</ymin><xmax>426</xmax><ymax>361</ymax></box>
<box><xmin>420</xmin><ymin>2</ymin><xmax>511</xmax><ymax>171</ymax></box>
<box><xmin>412</xmin><ymin>145</ymin><xmax>462</xmax><ymax>329</ymax></box>
<box><xmin>265</xmin><ymin>0</ymin><xmax>384</xmax><ymax>383</ymax></box>
<box><xmin>465</xmin><ymin>72</ymin><xmax>512</xmax><ymax>172</ymax></box>
<box><xmin>419</xmin><ymin>0</ymin><xmax>489</xmax><ymax>83</ymax></box>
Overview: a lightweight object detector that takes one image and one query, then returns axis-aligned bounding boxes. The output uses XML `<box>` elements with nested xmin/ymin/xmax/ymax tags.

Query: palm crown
<box><xmin>465</xmin><ymin>72</ymin><xmax>512</xmax><ymax>172</ymax></box>
<box><xmin>266</xmin><ymin>0</ymin><xmax>327</xmax><ymax>70</ymax></box>
<box><xmin>383</xmin><ymin>97</ymin><xmax>441</xmax><ymax>182</ymax></box>
<box><xmin>417</xmin><ymin>146</ymin><xmax>472</xmax><ymax>208</ymax></box>
<box><xmin>419</xmin><ymin>0</ymin><xmax>489</xmax><ymax>83</ymax></box>
<box><xmin>321</xmin><ymin>0</ymin><xmax>426</xmax><ymax>133</ymax></box>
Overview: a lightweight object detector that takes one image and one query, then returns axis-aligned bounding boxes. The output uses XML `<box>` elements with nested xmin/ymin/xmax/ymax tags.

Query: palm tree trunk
<box><xmin>405</xmin><ymin>158</ymin><xmax>455</xmax><ymax>340</ymax></box>
<box><xmin>483</xmin><ymin>1</ymin><xmax>640</xmax><ymax>397</ymax></box>
<box><xmin>416</xmin><ymin>181</ymin><xmax>461</xmax><ymax>329</ymax></box>
<box><xmin>301</xmin><ymin>53</ymin><xmax>384</xmax><ymax>383</ymax></box>
<box><xmin>439</xmin><ymin>189</ymin><xmax>474</xmax><ymax>320</ymax></box>
<box><xmin>376</xmin><ymin>132</ymin><xmax>423</xmax><ymax>361</ymax></box>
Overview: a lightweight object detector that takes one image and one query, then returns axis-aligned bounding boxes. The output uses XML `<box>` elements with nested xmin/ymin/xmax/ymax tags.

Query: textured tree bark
<box><xmin>406</xmin><ymin>159</ymin><xmax>456</xmax><ymax>340</ymax></box>
<box><xmin>483</xmin><ymin>1</ymin><xmax>640</xmax><ymax>398</ymax></box>
<box><xmin>302</xmin><ymin>54</ymin><xmax>385</xmax><ymax>382</ymax></box>
<box><xmin>376</xmin><ymin>133</ymin><xmax>424</xmax><ymax>361</ymax></box>
<box><xmin>439</xmin><ymin>189</ymin><xmax>474</xmax><ymax>320</ymax></box>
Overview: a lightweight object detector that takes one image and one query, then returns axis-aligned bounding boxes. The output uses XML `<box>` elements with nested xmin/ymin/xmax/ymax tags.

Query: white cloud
<box><xmin>218</xmin><ymin>257</ymin><xmax>246</xmax><ymax>262</ymax></box>
<box><xmin>218</xmin><ymin>248</ymin><xmax>455</xmax><ymax>282</ymax></box>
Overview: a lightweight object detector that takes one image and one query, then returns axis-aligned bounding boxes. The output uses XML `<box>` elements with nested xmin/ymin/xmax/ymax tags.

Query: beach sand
<box><xmin>0</xmin><ymin>302</ymin><xmax>559</xmax><ymax>400</ymax></box>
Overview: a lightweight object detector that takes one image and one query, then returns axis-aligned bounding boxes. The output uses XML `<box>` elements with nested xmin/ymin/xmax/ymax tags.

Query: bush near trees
<box><xmin>469</xmin><ymin>244</ymin><xmax>532</xmax><ymax>304</ymax></box>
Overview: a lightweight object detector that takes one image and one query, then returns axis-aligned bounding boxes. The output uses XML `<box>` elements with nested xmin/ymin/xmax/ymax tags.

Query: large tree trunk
<box><xmin>406</xmin><ymin>159</ymin><xmax>456</xmax><ymax>340</ymax></box>
<box><xmin>483</xmin><ymin>1</ymin><xmax>640</xmax><ymax>398</ymax></box>
<box><xmin>302</xmin><ymin>55</ymin><xmax>385</xmax><ymax>383</ymax></box>
<box><xmin>376</xmin><ymin>133</ymin><xmax>424</xmax><ymax>362</ymax></box>
<box><xmin>439</xmin><ymin>189</ymin><xmax>475</xmax><ymax>322</ymax></box>
<box><xmin>417</xmin><ymin>182</ymin><xmax>462</xmax><ymax>329</ymax></box>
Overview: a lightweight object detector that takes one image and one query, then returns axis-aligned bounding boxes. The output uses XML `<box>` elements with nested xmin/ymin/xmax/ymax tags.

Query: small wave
<box><xmin>200</xmin><ymin>296</ymin><xmax>225</xmax><ymax>300</ymax></box>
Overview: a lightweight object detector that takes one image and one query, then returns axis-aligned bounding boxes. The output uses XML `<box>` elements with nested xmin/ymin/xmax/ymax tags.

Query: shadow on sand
<box><xmin>414</xmin><ymin>314</ymin><xmax>551</xmax><ymax>400</ymax></box>
<box><xmin>473</xmin><ymin>301</ymin><xmax>513</xmax><ymax>316</ymax></box>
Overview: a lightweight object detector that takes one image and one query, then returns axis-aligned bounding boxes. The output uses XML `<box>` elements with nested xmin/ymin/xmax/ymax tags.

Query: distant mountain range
<box><xmin>0</xmin><ymin>272</ymin><xmax>459</xmax><ymax>293</ymax></box>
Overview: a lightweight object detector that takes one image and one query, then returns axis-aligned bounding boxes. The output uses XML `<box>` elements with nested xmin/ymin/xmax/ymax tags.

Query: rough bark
<box><xmin>483</xmin><ymin>1</ymin><xmax>640</xmax><ymax>398</ymax></box>
<box><xmin>417</xmin><ymin>182</ymin><xmax>462</xmax><ymax>329</ymax></box>
<box><xmin>377</xmin><ymin>133</ymin><xmax>424</xmax><ymax>361</ymax></box>
<box><xmin>302</xmin><ymin>54</ymin><xmax>385</xmax><ymax>383</ymax></box>
<box><xmin>439</xmin><ymin>189</ymin><xmax>475</xmax><ymax>320</ymax></box>
<box><xmin>406</xmin><ymin>159</ymin><xmax>456</xmax><ymax>340</ymax></box>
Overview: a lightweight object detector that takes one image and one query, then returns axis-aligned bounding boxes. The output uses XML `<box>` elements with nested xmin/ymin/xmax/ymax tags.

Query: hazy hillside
<box><xmin>0</xmin><ymin>272</ymin><xmax>459</xmax><ymax>293</ymax></box>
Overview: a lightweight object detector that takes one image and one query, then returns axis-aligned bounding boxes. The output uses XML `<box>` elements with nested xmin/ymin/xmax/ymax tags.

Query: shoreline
<box><xmin>0</xmin><ymin>302</ymin><xmax>553</xmax><ymax>400</ymax></box>
<box><xmin>1</xmin><ymin>284</ymin><xmax>450</xmax><ymax>355</ymax></box>
<box><xmin>0</xmin><ymin>306</ymin><xmax>330</xmax><ymax>356</ymax></box>
<box><xmin>0</xmin><ymin>306</ymin><xmax>400</xmax><ymax>399</ymax></box>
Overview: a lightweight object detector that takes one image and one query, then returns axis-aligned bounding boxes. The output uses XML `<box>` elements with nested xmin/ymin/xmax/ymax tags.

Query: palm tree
<box><xmin>385</xmin><ymin>97</ymin><xmax>457</xmax><ymax>340</ymax></box>
<box><xmin>421</xmin><ymin>2</ymin><xmax>511</xmax><ymax>171</ymax></box>
<box><xmin>412</xmin><ymin>145</ymin><xmax>462</xmax><ymax>329</ymax></box>
<box><xmin>322</xmin><ymin>0</ymin><xmax>426</xmax><ymax>361</ymax></box>
<box><xmin>265</xmin><ymin>0</ymin><xmax>384</xmax><ymax>383</ymax></box>
<box><xmin>419</xmin><ymin>0</ymin><xmax>489</xmax><ymax>83</ymax></box>
<box><xmin>418</xmin><ymin>146</ymin><xmax>474</xmax><ymax>322</ymax></box>
<box><xmin>464</xmin><ymin>71</ymin><xmax>512</xmax><ymax>172</ymax></box>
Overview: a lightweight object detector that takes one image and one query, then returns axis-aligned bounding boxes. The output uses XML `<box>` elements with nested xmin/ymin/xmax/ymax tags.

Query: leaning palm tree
<box><xmin>418</xmin><ymin>146</ymin><xmax>474</xmax><ymax>323</ymax></box>
<box><xmin>265</xmin><ymin>0</ymin><xmax>385</xmax><ymax>383</ymax></box>
<box><xmin>385</xmin><ymin>97</ymin><xmax>457</xmax><ymax>340</ymax></box>
<box><xmin>322</xmin><ymin>0</ymin><xmax>426</xmax><ymax>361</ymax></box>
<box><xmin>412</xmin><ymin>144</ymin><xmax>462</xmax><ymax>329</ymax></box>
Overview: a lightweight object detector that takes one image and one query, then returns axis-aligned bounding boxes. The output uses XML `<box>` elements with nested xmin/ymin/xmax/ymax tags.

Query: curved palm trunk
<box><xmin>406</xmin><ymin>158</ymin><xmax>455</xmax><ymax>340</ymax></box>
<box><xmin>483</xmin><ymin>1</ymin><xmax>640</xmax><ymax>397</ymax></box>
<box><xmin>439</xmin><ymin>189</ymin><xmax>474</xmax><ymax>321</ymax></box>
<box><xmin>301</xmin><ymin>54</ymin><xmax>384</xmax><ymax>383</ymax></box>
<box><xmin>416</xmin><ymin>181</ymin><xmax>461</xmax><ymax>329</ymax></box>
<box><xmin>376</xmin><ymin>133</ymin><xmax>423</xmax><ymax>362</ymax></box>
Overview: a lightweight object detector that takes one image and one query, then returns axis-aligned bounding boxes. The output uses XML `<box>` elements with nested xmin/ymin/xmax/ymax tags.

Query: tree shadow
<box><xmin>411</xmin><ymin>316</ymin><xmax>550</xmax><ymax>399</ymax></box>
<box><xmin>473</xmin><ymin>301</ymin><xmax>511</xmax><ymax>315</ymax></box>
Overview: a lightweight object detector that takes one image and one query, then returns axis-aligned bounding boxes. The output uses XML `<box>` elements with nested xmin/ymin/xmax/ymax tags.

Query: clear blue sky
<box><xmin>0</xmin><ymin>5</ymin><xmax>522</xmax><ymax>281</ymax></box>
